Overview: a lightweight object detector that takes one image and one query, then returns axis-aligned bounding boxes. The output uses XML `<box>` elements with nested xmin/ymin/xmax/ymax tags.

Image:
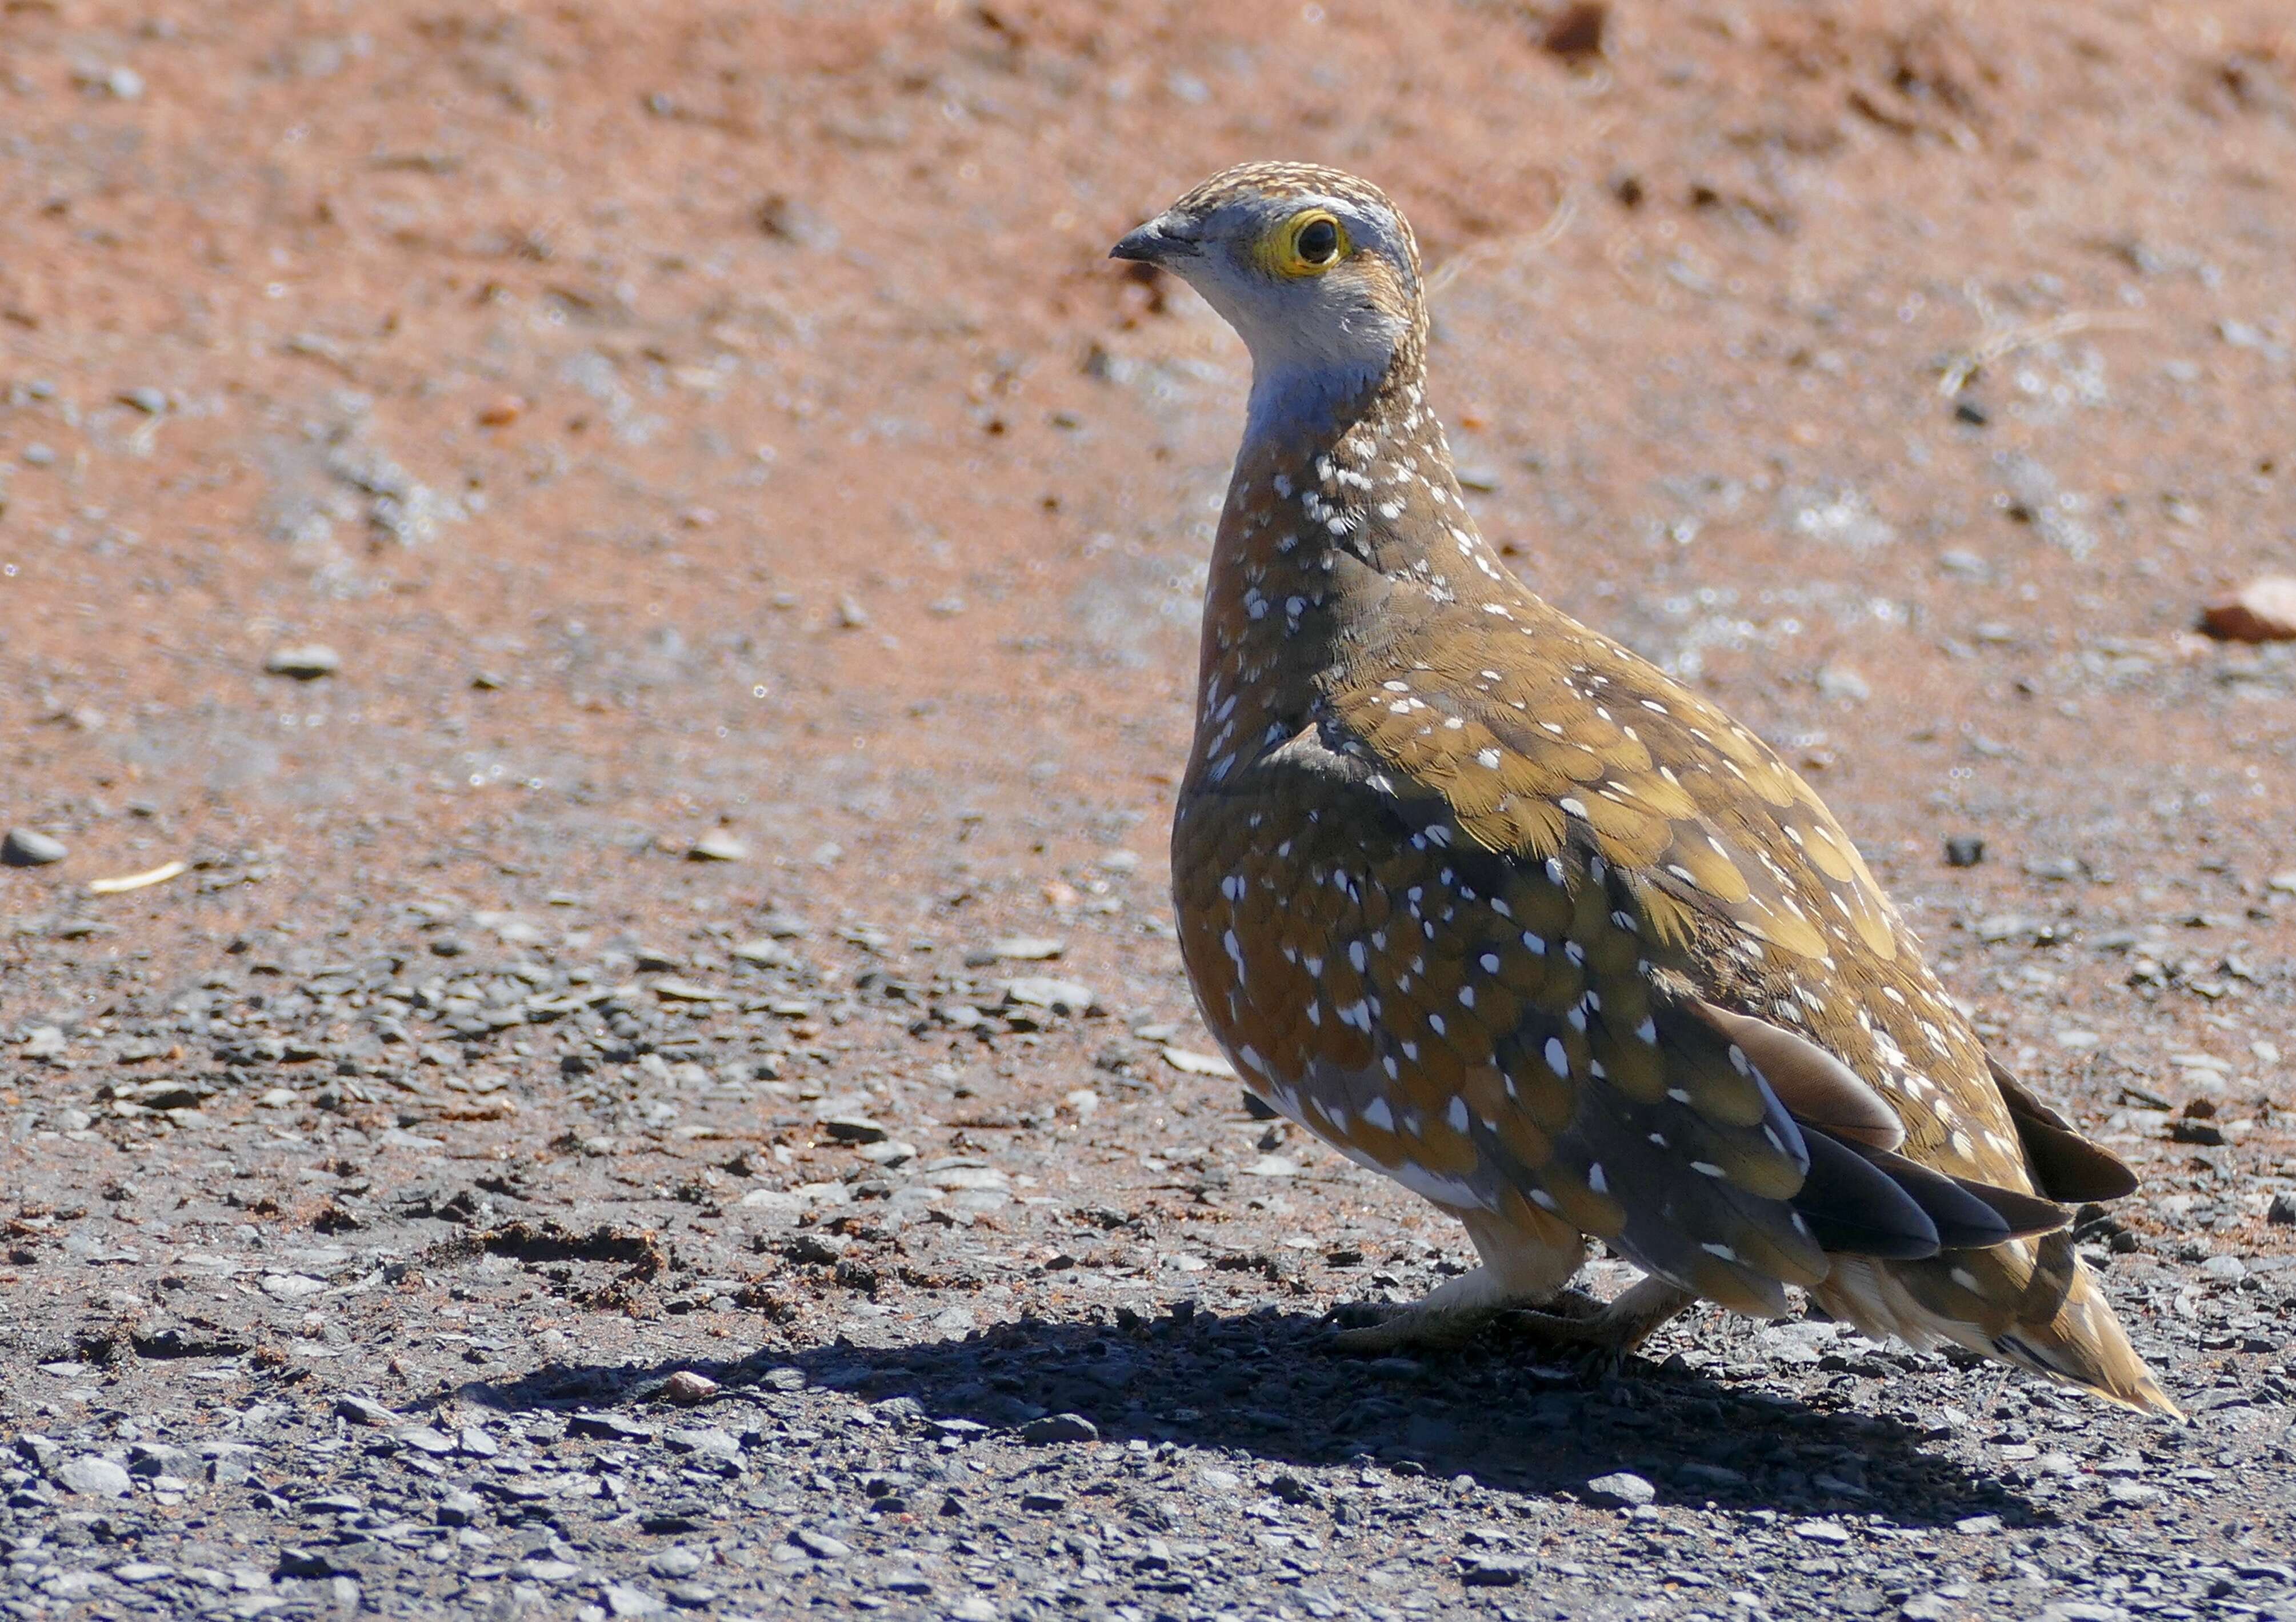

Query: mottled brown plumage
<box><xmin>1119</xmin><ymin>162</ymin><xmax>2174</xmax><ymax>1416</ymax></box>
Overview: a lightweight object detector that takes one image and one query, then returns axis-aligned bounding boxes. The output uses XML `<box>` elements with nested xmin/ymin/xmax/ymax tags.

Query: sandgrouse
<box><xmin>1117</xmin><ymin>162</ymin><xmax>2176</xmax><ymax>1416</ymax></box>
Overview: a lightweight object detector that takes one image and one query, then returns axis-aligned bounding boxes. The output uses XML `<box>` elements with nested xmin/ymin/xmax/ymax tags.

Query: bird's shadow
<box><xmin>464</xmin><ymin>1303</ymin><xmax>2037</xmax><ymax>1529</ymax></box>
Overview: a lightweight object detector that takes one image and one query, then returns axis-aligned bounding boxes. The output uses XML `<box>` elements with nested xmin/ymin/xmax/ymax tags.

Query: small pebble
<box><xmin>2201</xmin><ymin>576</ymin><xmax>2296</xmax><ymax>642</ymax></box>
<box><xmin>1003</xmin><ymin>977</ymin><xmax>1099</xmax><ymax>1016</ymax></box>
<box><xmin>1020</xmin><ymin>1413</ymin><xmax>1099</xmax><ymax>1445</ymax></box>
<box><xmin>265</xmin><ymin>644</ymin><xmax>341</xmax><ymax>680</ymax></box>
<box><xmin>2</xmin><ymin>828</ymin><xmax>68</xmax><ymax>866</ymax></box>
<box><xmin>661</xmin><ymin>1370</ymin><xmax>720</xmax><ymax>1405</ymax></box>
<box><xmin>788</xmin><ymin>1527</ymin><xmax>851</xmax><ymax>1560</ymax></box>
<box><xmin>1458</xmin><ymin>1552</ymin><xmax>1531</xmax><ymax>1586</ymax></box>
<box><xmin>1815</xmin><ymin>664</ymin><xmax>1870</xmax><ymax>702</ymax></box>
<box><xmin>687</xmin><ymin>829</ymin><xmax>748</xmax><ymax>862</ymax></box>
<box><xmin>1942</xmin><ymin>834</ymin><xmax>1985</xmax><ymax>868</ymax></box>
<box><xmin>333</xmin><ymin>1395</ymin><xmax>398</xmax><ymax>1427</ymax></box>
<box><xmin>1584</xmin><ymin>1471</ymin><xmax>1655</xmax><ymax>1507</ymax></box>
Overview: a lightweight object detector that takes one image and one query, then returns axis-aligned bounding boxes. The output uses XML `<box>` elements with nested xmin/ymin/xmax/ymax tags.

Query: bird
<box><xmin>1115</xmin><ymin>161</ymin><xmax>2177</xmax><ymax>1417</ymax></box>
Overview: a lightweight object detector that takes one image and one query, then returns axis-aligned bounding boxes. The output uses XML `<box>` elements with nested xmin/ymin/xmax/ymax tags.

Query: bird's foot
<box><xmin>1330</xmin><ymin>1277</ymin><xmax>1694</xmax><ymax>1379</ymax></box>
<box><xmin>1490</xmin><ymin>1277</ymin><xmax>1698</xmax><ymax>1382</ymax></box>
<box><xmin>1327</xmin><ymin>1263</ymin><xmax>1550</xmax><ymax>1353</ymax></box>
<box><xmin>1327</xmin><ymin>1269</ymin><xmax>1610</xmax><ymax>1355</ymax></box>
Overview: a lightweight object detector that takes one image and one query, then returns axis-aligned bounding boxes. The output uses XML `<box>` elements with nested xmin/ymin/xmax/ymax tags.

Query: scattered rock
<box><xmin>789</xmin><ymin>1528</ymin><xmax>852</xmax><ymax>1560</ymax></box>
<box><xmin>55</xmin><ymin>1456</ymin><xmax>132</xmax><ymax>1498</ymax></box>
<box><xmin>1541</xmin><ymin>0</ymin><xmax>1606</xmax><ymax>62</ymax></box>
<box><xmin>1020</xmin><ymin>1413</ymin><xmax>1100</xmax><ymax>1444</ymax></box>
<box><xmin>262</xmin><ymin>1273</ymin><xmax>330</xmax><ymax>1301</ymax></box>
<box><xmin>1815</xmin><ymin>664</ymin><xmax>1871</xmax><ymax>702</ymax></box>
<box><xmin>687</xmin><ymin>829</ymin><xmax>748</xmax><ymax>862</ymax></box>
<box><xmin>1459</xmin><ymin>1552</ymin><xmax>1533</xmax><ymax>1586</ymax></box>
<box><xmin>1942</xmin><ymin>834</ymin><xmax>1985</xmax><ymax>868</ymax></box>
<box><xmin>2268</xmin><ymin>1192</ymin><xmax>2296</xmax><ymax>1226</ymax></box>
<box><xmin>1161</xmin><ymin>1046</ymin><xmax>1237</xmax><ymax>1078</ymax></box>
<box><xmin>264</xmin><ymin>644</ymin><xmax>341</xmax><ymax>680</ymax></box>
<box><xmin>333</xmin><ymin>1395</ymin><xmax>398</xmax><ymax>1427</ymax></box>
<box><xmin>2200</xmin><ymin>576</ymin><xmax>2296</xmax><ymax>642</ymax></box>
<box><xmin>2</xmin><ymin>828</ymin><xmax>67</xmax><ymax>866</ymax></box>
<box><xmin>1584</xmin><ymin>1471</ymin><xmax>1656</xmax><ymax>1507</ymax></box>
<box><xmin>821</xmin><ymin>1116</ymin><xmax>889</xmax><ymax>1144</ymax></box>
<box><xmin>988</xmin><ymin>936</ymin><xmax>1065</xmax><ymax>961</ymax></box>
<box><xmin>1003</xmin><ymin>977</ymin><xmax>1099</xmax><ymax>1016</ymax></box>
<box><xmin>662</xmin><ymin>1370</ymin><xmax>720</xmax><ymax>1405</ymax></box>
<box><xmin>569</xmin><ymin>1413</ymin><xmax>658</xmax><ymax>1443</ymax></box>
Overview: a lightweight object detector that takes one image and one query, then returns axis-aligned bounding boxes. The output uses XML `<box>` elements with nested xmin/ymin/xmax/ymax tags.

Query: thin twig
<box><xmin>1937</xmin><ymin>310</ymin><xmax>2147</xmax><ymax>396</ymax></box>
<box><xmin>1426</xmin><ymin>185</ymin><xmax>1579</xmax><ymax>296</ymax></box>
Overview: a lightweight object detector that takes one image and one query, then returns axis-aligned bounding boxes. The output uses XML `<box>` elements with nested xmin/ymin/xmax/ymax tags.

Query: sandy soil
<box><xmin>3</xmin><ymin>2</ymin><xmax>2295</xmax><ymax>1617</ymax></box>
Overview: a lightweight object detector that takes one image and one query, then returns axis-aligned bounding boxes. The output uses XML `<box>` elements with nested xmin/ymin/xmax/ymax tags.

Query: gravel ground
<box><xmin>6</xmin><ymin>2</ymin><xmax>2296</xmax><ymax>1619</ymax></box>
<box><xmin>1</xmin><ymin>901</ymin><xmax>2290</xmax><ymax>1621</ymax></box>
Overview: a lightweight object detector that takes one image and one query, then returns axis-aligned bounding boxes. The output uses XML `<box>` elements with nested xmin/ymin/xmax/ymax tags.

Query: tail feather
<box><xmin>1814</xmin><ymin>1232</ymin><xmax>2182</xmax><ymax>1420</ymax></box>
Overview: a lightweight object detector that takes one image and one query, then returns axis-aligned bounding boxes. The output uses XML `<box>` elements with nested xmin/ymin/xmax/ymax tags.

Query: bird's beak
<box><xmin>1110</xmin><ymin>213</ymin><xmax>1200</xmax><ymax>267</ymax></box>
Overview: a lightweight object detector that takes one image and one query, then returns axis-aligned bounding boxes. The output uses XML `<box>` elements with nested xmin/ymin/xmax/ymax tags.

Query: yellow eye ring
<box><xmin>1264</xmin><ymin>208</ymin><xmax>1349</xmax><ymax>277</ymax></box>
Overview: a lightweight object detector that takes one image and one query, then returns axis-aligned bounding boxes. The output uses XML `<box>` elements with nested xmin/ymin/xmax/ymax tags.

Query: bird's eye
<box><xmin>1268</xmin><ymin>209</ymin><xmax>1350</xmax><ymax>276</ymax></box>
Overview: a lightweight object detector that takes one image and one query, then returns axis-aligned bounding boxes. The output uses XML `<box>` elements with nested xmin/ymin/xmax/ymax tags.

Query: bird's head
<box><xmin>1113</xmin><ymin>162</ymin><xmax>1425</xmax><ymax>431</ymax></box>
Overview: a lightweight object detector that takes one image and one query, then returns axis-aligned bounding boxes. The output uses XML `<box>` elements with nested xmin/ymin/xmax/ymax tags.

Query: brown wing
<box><xmin>1326</xmin><ymin>597</ymin><xmax>2045</xmax><ymax>1193</ymax></box>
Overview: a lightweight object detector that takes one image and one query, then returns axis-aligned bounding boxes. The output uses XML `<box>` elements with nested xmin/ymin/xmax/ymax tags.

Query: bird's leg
<box><xmin>1329</xmin><ymin>1212</ymin><xmax>1590</xmax><ymax>1353</ymax></box>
